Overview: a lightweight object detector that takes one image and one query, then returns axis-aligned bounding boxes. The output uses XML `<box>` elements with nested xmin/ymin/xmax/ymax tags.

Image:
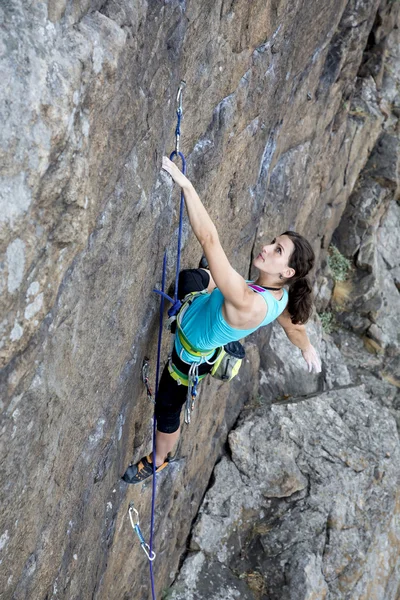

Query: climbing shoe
<box><xmin>122</xmin><ymin>454</ymin><xmax>169</xmax><ymax>484</ymax></box>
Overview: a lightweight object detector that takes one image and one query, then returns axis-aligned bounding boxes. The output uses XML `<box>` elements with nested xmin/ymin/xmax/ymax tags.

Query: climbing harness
<box><xmin>128</xmin><ymin>502</ymin><xmax>156</xmax><ymax>562</ymax></box>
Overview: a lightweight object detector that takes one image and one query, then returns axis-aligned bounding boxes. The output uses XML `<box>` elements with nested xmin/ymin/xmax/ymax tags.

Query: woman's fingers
<box><xmin>161</xmin><ymin>156</ymin><xmax>189</xmax><ymax>187</ymax></box>
<box><xmin>162</xmin><ymin>156</ymin><xmax>179</xmax><ymax>178</ymax></box>
<box><xmin>162</xmin><ymin>156</ymin><xmax>174</xmax><ymax>175</ymax></box>
<box><xmin>302</xmin><ymin>346</ymin><xmax>322</xmax><ymax>374</ymax></box>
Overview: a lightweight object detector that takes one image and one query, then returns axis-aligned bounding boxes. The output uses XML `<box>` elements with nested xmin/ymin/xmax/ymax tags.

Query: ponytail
<box><xmin>281</xmin><ymin>231</ymin><xmax>315</xmax><ymax>324</ymax></box>
<box><xmin>287</xmin><ymin>277</ymin><xmax>313</xmax><ymax>324</ymax></box>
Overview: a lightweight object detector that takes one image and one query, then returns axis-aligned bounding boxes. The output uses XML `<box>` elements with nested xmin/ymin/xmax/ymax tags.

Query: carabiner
<box><xmin>141</xmin><ymin>358</ymin><xmax>155</xmax><ymax>403</ymax></box>
<box><xmin>141</xmin><ymin>541</ymin><xmax>156</xmax><ymax>562</ymax></box>
<box><xmin>129</xmin><ymin>503</ymin><xmax>140</xmax><ymax>528</ymax></box>
<box><xmin>175</xmin><ymin>80</ymin><xmax>186</xmax><ymax>154</ymax></box>
<box><xmin>176</xmin><ymin>80</ymin><xmax>186</xmax><ymax>114</ymax></box>
<box><xmin>142</xmin><ymin>358</ymin><xmax>150</xmax><ymax>386</ymax></box>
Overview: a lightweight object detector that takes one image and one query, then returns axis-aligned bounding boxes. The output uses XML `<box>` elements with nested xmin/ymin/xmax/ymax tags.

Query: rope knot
<box><xmin>168</xmin><ymin>299</ymin><xmax>182</xmax><ymax>318</ymax></box>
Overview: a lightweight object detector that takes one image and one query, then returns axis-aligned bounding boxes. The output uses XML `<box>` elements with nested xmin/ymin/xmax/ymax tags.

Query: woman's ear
<box><xmin>283</xmin><ymin>267</ymin><xmax>295</xmax><ymax>280</ymax></box>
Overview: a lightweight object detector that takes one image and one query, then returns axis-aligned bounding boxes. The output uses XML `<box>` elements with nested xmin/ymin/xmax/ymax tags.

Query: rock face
<box><xmin>331</xmin><ymin>112</ymin><xmax>400</xmax><ymax>348</ymax></box>
<box><xmin>169</xmin><ymin>384</ymin><xmax>400</xmax><ymax>600</ymax></box>
<box><xmin>0</xmin><ymin>0</ymin><xmax>399</xmax><ymax>599</ymax></box>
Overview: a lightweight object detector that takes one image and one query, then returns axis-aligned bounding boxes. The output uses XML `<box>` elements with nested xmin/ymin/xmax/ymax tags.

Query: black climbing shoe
<box><xmin>199</xmin><ymin>254</ymin><xmax>209</xmax><ymax>269</ymax></box>
<box><xmin>122</xmin><ymin>454</ymin><xmax>169</xmax><ymax>484</ymax></box>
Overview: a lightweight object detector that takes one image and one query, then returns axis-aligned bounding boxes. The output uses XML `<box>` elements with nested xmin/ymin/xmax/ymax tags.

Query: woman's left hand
<box><xmin>162</xmin><ymin>156</ymin><xmax>190</xmax><ymax>188</ymax></box>
<box><xmin>301</xmin><ymin>345</ymin><xmax>322</xmax><ymax>373</ymax></box>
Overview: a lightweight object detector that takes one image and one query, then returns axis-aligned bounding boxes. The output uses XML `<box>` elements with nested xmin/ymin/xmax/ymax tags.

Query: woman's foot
<box><xmin>122</xmin><ymin>454</ymin><xmax>169</xmax><ymax>484</ymax></box>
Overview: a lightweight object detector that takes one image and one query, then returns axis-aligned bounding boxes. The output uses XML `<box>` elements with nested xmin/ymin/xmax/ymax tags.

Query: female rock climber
<box><xmin>122</xmin><ymin>156</ymin><xmax>321</xmax><ymax>484</ymax></box>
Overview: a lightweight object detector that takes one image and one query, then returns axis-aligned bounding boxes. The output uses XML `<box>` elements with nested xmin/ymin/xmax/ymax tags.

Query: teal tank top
<box><xmin>174</xmin><ymin>283</ymin><xmax>288</xmax><ymax>364</ymax></box>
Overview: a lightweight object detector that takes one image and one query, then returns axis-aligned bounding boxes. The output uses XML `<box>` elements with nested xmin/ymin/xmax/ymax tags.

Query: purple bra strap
<box><xmin>248</xmin><ymin>284</ymin><xmax>266</xmax><ymax>293</ymax></box>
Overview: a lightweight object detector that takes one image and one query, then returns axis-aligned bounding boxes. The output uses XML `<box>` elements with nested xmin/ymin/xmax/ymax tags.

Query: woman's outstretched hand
<box><xmin>302</xmin><ymin>345</ymin><xmax>322</xmax><ymax>373</ymax></box>
<box><xmin>162</xmin><ymin>156</ymin><xmax>191</xmax><ymax>188</ymax></box>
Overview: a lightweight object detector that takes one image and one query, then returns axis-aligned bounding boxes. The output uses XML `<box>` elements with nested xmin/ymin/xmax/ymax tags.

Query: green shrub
<box><xmin>319</xmin><ymin>311</ymin><xmax>335</xmax><ymax>334</ymax></box>
<box><xmin>327</xmin><ymin>246</ymin><xmax>352</xmax><ymax>282</ymax></box>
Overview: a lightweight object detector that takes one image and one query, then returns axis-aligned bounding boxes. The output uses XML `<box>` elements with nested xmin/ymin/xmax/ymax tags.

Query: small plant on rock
<box><xmin>328</xmin><ymin>246</ymin><xmax>353</xmax><ymax>311</ymax></box>
<box><xmin>327</xmin><ymin>245</ymin><xmax>352</xmax><ymax>282</ymax></box>
<box><xmin>319</xmin><ymin>311</ymin><xmax>335</xmax><ymax>334</ymax></box>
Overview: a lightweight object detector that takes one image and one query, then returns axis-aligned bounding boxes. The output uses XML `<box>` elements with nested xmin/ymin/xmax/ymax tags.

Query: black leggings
<box><xmin>155</xmin><ymin>269</ymin><xmax>213</xmax><ymax>434</ymax></box>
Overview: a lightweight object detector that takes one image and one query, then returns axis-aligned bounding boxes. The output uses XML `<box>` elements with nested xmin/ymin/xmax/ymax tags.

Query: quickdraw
<box><xmin>142</xmin><ymin>357</ymin><xmax>155</xmax><ymax>404</ymax></box>
<box><xmin>128</xmin><ymin>503</ymin><xmax>156</xmax><ymax>561</ymax></box>
<box><xmin>186</xmin><ymin>361</ymin><xmax>200</xmax><ymax>424</ymax></box>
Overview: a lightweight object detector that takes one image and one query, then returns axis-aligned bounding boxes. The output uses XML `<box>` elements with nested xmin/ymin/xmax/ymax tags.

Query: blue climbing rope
<box><xmin>146</xmin><ymin>81</ymin><xmax>187</xmax><ymax>600</ymax></box>
<box><xmin>148</xmin><ymin>251</ymin><xmax>167</xmax><ymax>600</ymax></box>
<box><xmin>170</xmin><ymin>151</ymin><xmax>186</xmax><ymax>305</ymax></box>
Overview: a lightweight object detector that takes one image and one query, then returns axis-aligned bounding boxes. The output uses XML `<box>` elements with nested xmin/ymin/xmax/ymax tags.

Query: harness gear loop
<box><xmin>167</xmin><ymin>357</ymin><xmax>208</xmax><ymax>387</ymax></box>
<box><xmin>128</xmin><ymin>503</ymin><xmax>156</xmax><ymax>562</ymax></box>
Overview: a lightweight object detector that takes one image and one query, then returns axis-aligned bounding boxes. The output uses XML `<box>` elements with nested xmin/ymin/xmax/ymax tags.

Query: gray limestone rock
<box><xmin>170</xmin><ymin>385</ymin><xmax>400</xmax><ymax>600</ymax></box>
<box><xmin>257</xmin><ymin>319</ymin><xmax>351</xmax><ymax>403</ymax></box>
<box><xmin>257</xmin><ymin>320</ymin><xmax>323</xmax><ymax>401</ymax></box>
<box><xmin>168</xmin><ymin>552</ymin><xmax>256</xmax><ymax>600</ymax></box>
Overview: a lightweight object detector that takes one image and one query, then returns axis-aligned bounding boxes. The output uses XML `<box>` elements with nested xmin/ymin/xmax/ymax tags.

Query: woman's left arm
<box><xmin>162</xmin><ymin>157</ymin><xmax>253</xmax><ymax>311</ymax></box>
<box><xmin>277</xmin><ymin>309</ymin><xmax>321</xmax><ymax>373</ymax></box>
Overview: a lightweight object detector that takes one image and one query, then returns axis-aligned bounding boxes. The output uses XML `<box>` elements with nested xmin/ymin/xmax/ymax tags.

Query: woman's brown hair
<box><xmin>282</xmin><ymin>231</ymin><xmax>315</xmax><ymax>324</ymax></box>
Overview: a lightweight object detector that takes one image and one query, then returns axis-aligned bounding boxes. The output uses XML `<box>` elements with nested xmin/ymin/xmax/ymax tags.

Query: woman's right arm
<box><xmin>162</xmin><ymin>157</ymin><xmax>253</xmax><ymax>311</ymax></box>
<box><xmin>277</xmin><ymin>309</ymin><xmax>321</xmax><ymax>373</ymax></box>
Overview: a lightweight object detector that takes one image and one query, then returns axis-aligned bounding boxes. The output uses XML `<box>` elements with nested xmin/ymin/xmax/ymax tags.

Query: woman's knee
<box><xmin>156</xmin><ymin>414</ymin><xmax>181</xmax><ymax>434</ymax></box>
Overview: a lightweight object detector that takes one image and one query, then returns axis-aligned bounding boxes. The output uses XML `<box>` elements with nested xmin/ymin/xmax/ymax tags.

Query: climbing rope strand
<box><xmin>169</xmin><ymin>151</ymin><xmax>186</xmax><ymax>307</ymax></box>
<box><xmin>148</xmin><ymin>251</ymin><xmax>167</xmax><ymax>600</ymax></box>
<box><xmin>134</xmin><ymin>83</ymin><xmax>186</xmax><ymax>600</ymax></box>
<box><xmin>170</xmin><ymin>80</ymin><xmax>187</xmax><ymax>306</ymax></box>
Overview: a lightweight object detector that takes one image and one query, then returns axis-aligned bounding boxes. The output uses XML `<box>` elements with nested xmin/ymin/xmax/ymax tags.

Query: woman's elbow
<box><xmin>200</xmin><ymin>229</ymin><xmax>219</xmax><ymax>249</ymax></box>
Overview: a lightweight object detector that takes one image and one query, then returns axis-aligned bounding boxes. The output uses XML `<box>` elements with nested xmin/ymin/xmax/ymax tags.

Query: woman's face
<box><xmin>253</xmin><ymin>234</ymin><xmax>296</xmax><ymax>279</ymax></box>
